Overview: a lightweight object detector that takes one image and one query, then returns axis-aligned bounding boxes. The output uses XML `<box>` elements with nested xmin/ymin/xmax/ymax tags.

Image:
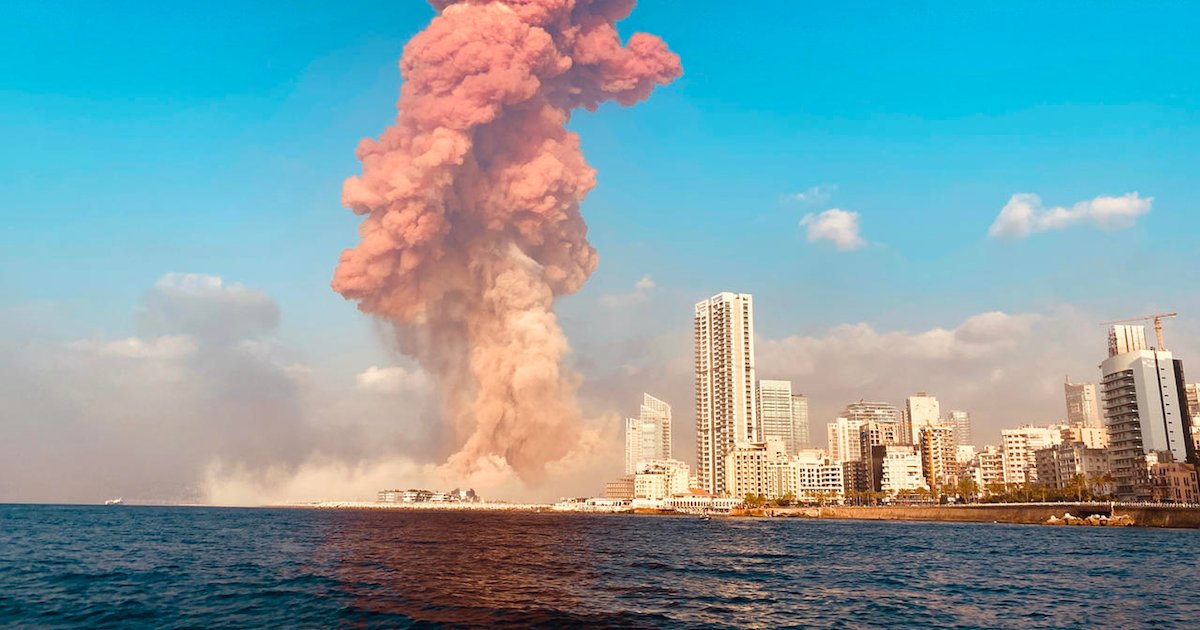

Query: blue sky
<box><xmin>2</xmin><ymin>2</ymin><xmax>1199</xmax><ymax>500</ymax></box>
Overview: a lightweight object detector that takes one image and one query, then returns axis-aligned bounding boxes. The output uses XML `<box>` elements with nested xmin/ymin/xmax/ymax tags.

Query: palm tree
<box><xmin>956</xmin><ymin>478</ymin><xmax>979</xmax><ymax>503</ymax></box>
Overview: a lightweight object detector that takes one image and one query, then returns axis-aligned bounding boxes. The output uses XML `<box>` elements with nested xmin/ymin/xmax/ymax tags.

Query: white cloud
<box><xmin>69</xmin><ymin>335</ymin><xmax>198</xmax><ymax>360</ymax></box>
<box><xmin>599</xmin><ymin>274</ymin><xmax>657</xmax><ymax>308</ymax></box>
<box><xmin>759</xmin><ymin>312</ymin><xmax>1041</xmax><ymax>377</ymax></box>
<box><xmin>355</xmin><ymin>365</ymin><xmax>430</xmax><ymax>394</ymax></box>
<box><xmin>799</xmin><ymin>208</ymin><xmax>867</xmax><ymax>251</ymax></box>
<box><xmin>139</xmin><ymin>272</ymin><xmax>279</xmax><ymax>344</ymax></box>
<box><xmin>988</xmin><ymin>192</ymin><xmax>1152</xmax><ymax>239</ymax></box>
<box><xmin>787</xmin><ymin>184</ymin><xmax>837</xmax><ymax>205</ymax></box>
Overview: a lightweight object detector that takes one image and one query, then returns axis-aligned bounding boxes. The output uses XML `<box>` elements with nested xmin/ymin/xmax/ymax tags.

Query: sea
<box><xmin>1</xmin><ymin>505</ymin><xmax>1197</xmax><ymax>628</ymax></box>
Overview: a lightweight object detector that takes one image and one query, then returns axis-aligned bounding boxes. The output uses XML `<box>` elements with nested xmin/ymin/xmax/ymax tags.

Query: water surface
<box><xmin>1</xmin><ymin>505</ymin><xmax>1195</xmax><ymax>628</ymax></box>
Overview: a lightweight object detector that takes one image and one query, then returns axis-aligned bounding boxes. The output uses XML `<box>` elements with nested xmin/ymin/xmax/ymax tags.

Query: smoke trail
<box><xmin>332</xmin><ymin>0</ymin><xmax>680</xmax><ymax>482</ymax></box>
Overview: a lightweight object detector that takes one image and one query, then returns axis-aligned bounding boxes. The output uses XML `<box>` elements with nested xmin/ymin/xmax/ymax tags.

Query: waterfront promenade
<box><xmin>736</xmin><ymin>502</ymin><xmax>1200</xmax><ymax>528</ymax></box>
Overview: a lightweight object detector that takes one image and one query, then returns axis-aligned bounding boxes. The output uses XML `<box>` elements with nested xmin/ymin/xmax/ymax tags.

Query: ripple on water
<box><xmin>1</xmin><ymin>506</ymin><xmax>1198</xmax><ymax>628</ymax></box>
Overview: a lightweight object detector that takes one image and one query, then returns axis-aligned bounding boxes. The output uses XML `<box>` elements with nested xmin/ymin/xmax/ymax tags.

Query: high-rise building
<box><xmin>624</xmin><ymin>393</ymin><xmax>672</xmax><ymax>474</ymax></box>
<box><xmin>826</xmin><ymin>417</ymin><xmax>865</xmax><ymax>462</ymax></box>
<box><xmin>1064</xmin><ymin>380</ymin><xmax>1103</xmax><ymax>430</ymax></box>
<box><xmin>948</xmin><ymin>410</ymin><xmax>972</xmax><ymax>446</ymax></box>
<box><xmin>859</xmin><ymin>420</ymin><xmax>899</xmax><ymax>461</ymax></box>
<box><xmin>695</xmin><ymin>292</ymin><xmax>759</xmax><ymax>495</ymax></box>
<box><xmin>919</xmin><ymin>424</ymin><xmax>957</xmax><ymax>490</ymax></box>
<box><xmin>842</xmin><ymin>401</ymin><xmax>902</xmax><ymax>426</ymax></box>
<box><xmin>641</xmin><ymin>393</ymin><xmax>672</xmax><ymax>460</ymax></box>
<box><xmin>1001</xmin><ymin>425</ymin><xmax>1065</xmax><ymax>485</ymax></box>
<box><xmin>859</xmin><ymin>421</ymin><xmax>899</xmax><ymax>492</ymax></box>
<box><xmin>791</xmin><ymin>394</ymin><xmax>810</xmax><ymax>450</ymax></box>
<box><xmin>757</xmin><ymin>380</ymin><xmax>798</xmax><ymax>455</ymax></box>
<box><xmin>903</xmin><ymin>392</ymin><xmax>941</xmax><ymax>445</ymax></box>
<box><xmin>1101</xmin><ymin>325</ymin><xmax>1197</xmax><ymax>501</ymax></box>
<box><xmin>1188</xmin><ymin>383</ymin><xmax>1200</xmax><ymax>449</ymax></box>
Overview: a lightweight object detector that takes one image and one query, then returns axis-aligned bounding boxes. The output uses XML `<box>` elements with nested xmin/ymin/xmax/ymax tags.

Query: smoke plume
<box><xmin>332</xmin><ymin>0</ymin><xmax>680</xmax><ymax>482</ymax></box>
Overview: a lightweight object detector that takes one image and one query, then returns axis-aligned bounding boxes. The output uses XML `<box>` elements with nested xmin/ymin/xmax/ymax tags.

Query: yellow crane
<box><xmin>1101</xmin><ymin>312</ymin><xmax>1178</xmax><ymax>350</ymax></box>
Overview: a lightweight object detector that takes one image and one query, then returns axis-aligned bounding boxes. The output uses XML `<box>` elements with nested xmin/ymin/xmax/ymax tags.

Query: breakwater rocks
<box><xmin>1046</xmin><ymin>512</ymin><xmax>1134</xmax><ymax>526</ymax></box>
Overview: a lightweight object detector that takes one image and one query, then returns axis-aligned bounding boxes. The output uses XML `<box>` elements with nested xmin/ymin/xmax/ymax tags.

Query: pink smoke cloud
<box><xmin>333</xmin><ymin>0</ymin><xmax>680</xmax><ymax>482</ymax></box>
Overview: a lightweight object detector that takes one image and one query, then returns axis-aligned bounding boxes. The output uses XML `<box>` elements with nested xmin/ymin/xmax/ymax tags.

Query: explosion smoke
<box><xmin>333</xmin><ymin>0</ymin><xmax>681</xmax><ymax>482</ymax></box>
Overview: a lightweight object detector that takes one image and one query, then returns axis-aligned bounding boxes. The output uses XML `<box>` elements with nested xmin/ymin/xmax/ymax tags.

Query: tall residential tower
<box><xmin>624</xmin><ymin>393</ymin><xmax>672</xmax><ymax>474</ymax></box>
<box><xmin>758</xmin><ymin>380</ymin><xmax>799</xmax><ymax>455</ymax></box>
<box><xmin>1100</xmin><ymin>325</ymin><xmax>1197</xmax><ymax>501</ymax></box>
<box><xmin>1064</xmin><ymin>380</ymin><xmax>1103</xmax><ymax>430</ymax></box>
<box><xmin>903</xmin><ymin>392</ymin><xmax>941</xmax><ymax>445</ymax></box>
<box><xmin>695</xmin><ymin>292</ymin><xmax>758</xmax><ymax>495</ymax></box>
<box><xmin>791</xmin><ymin>394</ymin><xmax>810</xmax><ymax>450</ymax></box>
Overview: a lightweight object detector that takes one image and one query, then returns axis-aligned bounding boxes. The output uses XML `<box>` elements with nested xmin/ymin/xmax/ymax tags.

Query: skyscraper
<box><xmin>1064</xmin><ymin>380</ymin><xmax>1103</xmax><ymax>429</ymax></box>
<box><xmin>757</xmin><ymin>380</ymin><xmax>798</xmax><ymax>455</ymax></box>
<box><xmin>842</xmin><ymin>401</ymin><xmax>902</xmax><ymax>426</ymax></box>
<box><xmin>625</xmin><ymin>393</ymin><xmax>672</xmax><ymax>474</ymax></box>
<box><xmin>826</xmin><ymin>417</ymin><xmax>865</xmax><ymax>463</ymax></box>
<box><xmin>1101</xmin><ymin>325</ymin><xmax>1197</xmax><ymax>501</ymax></box>
<box><xmin>1188</xmin><ymin>383</ymin><xmax>1200</xmax><ymax>449</ymax></box>
<box><xmin>948</xmin><ymin>410</ymin><xmax>972</xmax><ymax>446</ymax></box>
<box><xmin>641</xmin><ymin>393</ymin><xmax>672</xmax><ymax>461</ymax></box>
<box><xmin>919</xmin><ymin>424</ymin><xmax>957</xmax><ymax>491</ymax></box>
<box><xmin>791</xmin><ymin>394</ymin><xmax>810</xmax><ymax>450</ymax></box>
<box><xmin>695</xmin><ymin>292</ymin><xmax>758</xmax><ymax>495</ymax></box>
<box><xmin>903</xmin><ymin>392</ymin><xmax>941</xmax><ymax>445</ymax></box>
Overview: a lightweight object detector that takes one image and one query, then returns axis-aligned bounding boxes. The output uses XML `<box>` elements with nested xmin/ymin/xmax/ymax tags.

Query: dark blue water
<box><xmin>1</xmin><ymin>505</ymin><xmax>1197</xmax><ymax>628</ymax></box>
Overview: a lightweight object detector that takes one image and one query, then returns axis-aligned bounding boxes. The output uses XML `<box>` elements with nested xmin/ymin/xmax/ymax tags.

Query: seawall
<box><xmin>736</xmin><ymin>504</ymin><xmax>1200</xmax><ymax>529</ymax></box>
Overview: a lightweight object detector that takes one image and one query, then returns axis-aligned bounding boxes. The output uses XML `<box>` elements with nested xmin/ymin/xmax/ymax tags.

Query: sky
<box><xmin>2</xmin><ymin>1</ymin><xmax>1199</xmax><ymax>504</ymax></box>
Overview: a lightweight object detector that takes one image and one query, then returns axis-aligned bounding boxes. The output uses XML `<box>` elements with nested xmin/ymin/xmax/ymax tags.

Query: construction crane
<box><xmin>1101</xmin><ymin>312</ymin><xmax>1178</xmax><ymax>350</ymax></box>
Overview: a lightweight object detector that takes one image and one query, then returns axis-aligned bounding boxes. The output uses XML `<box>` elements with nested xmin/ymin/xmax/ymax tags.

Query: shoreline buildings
<box><xmin>595</xmin><ymin>293</ymin><xmax>1200</xmax><ymax>509</ymax></box>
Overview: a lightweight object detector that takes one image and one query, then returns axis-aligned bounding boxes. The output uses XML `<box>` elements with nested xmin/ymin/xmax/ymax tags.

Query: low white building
<box><xmin>664</xmin><ymin>493</ymin><xmax>742</xmax><ymax>514</ymax></box>
<box><xmin>552</xmin><ymin>498</ymin><xmax>631</xmax><ymax>512</ymax></box>
<box><xmin>633</xmin><ymin>459</ymin><xmax>691</xmax><ymax>507</ymax></box>
<box><xmin>870</xmin><ymin>445</ymin><xmax>926</xmax><ymax>496</ymax></box>
<box><xmin>768</xmin><ymin>450</ymin><xmax>844</xmax><ymax>504</ymax></box>
<box><xmin>724</xmin><ymin>441</ymin><xmax>786</xmax><ymax>499</ymax></box>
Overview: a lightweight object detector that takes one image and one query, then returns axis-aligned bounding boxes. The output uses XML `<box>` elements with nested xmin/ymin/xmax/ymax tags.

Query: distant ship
<box><xmin>104</xmin><ymin>498</ymin><xmax>124</xmax><ymax>506</ymax></box>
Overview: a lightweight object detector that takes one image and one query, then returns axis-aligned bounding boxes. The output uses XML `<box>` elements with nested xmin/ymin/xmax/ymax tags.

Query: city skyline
<box><xmin>6</xmin><ymin>3</ymin><xmax>1200</xmax><ymax>628</ymax></box>
<box><xmin>3</xmin><ymin>2</ymin><xmax>1200</xmax><ymax>505</ymax></box>
<box><xmin>612</xmin><ymin>293</ymin><xmax>1197</xmax><ymax>506</ymax></box>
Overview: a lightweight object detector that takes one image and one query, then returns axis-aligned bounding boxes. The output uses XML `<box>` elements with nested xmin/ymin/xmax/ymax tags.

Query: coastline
<box><xmin>289</xmin><ymin>501</ymin><xmax>1200</xmax><ymax>529</ymax></box>
<box><xmin>731</xmin><ymin>503</ymin><xmax>1200</xmax><ymax>529</ymax></box>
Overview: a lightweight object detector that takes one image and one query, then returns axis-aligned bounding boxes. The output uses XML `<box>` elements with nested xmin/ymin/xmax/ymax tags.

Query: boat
<box><xmin>104</xmin><ymin>498</ymin><xmax>124</xmax><ymax>506</ymax></box>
